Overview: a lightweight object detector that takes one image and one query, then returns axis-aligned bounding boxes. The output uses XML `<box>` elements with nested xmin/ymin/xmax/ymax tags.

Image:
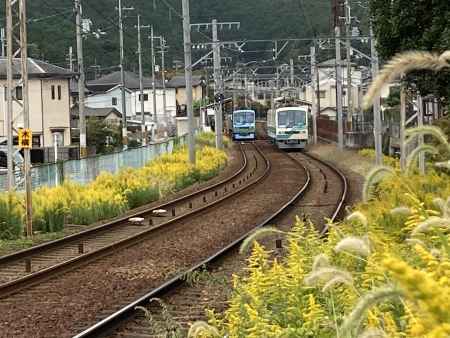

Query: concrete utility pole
<box><xmin>244</xmin><ymin>73</ymin><xmax>248</xmax><ymax>108</ymax></box>
<box><xmin>5</xmin><ymin>3</ymin><xmax>13</xmax><ymax>191</ymax></box>
<box><xmin>118</xmin><ymin>0</ymin><xmax>133</xmax><ymax>149</ymax></box>
<box><xmin>290</xmin><ymin>58</ymin><xmax>295</xmax><ymax>87</ymax></box>
<box><xmin>212</xmin><ymin>19</ymin><xmax>224</xmax><ymax>149</ymax></box>
<box><xmin>370</xmin><ymin>25</ymin><xmax>383</xmax><ymax>165</ymax></box>
<box><xmin>0</xmin><ymin>28</ymin><xmax>5</xmax><ymax>57</ymax></box>
<box><xmin>6</xmin><ymin>0</ymin><xmax>33</xmax><ymax>237</ymax></box>
<box><xmin>150</xmin><ymin>26</ymin><xmax>158</xmax><ymax>133</ymax></box>
<box><xmin>335</xmin><ymin>26</ymin><xmax>344</xmax><ymax>150</ymax></box>
<box><xmin>400</xmin><ymin>86</ymin><xmax>407</xmax><ymax>171</ymax></box>
<box><xmin>159</xmin><ymin>37</ymin><xmax>168</xmax><ymax>130</ymax></box>
<box><xmin>182</xmin><ymin>0</ymin><xmax>196</xmax><ymax>164</ymax></box>
<box><xmin>75</xmin><ymin>0</ymin><xmax>87</xmax><ymax>158</ymax></box>
<box><xmin>310</xmin><ymin>45</ymin><xmax>318</xmax><ymax>144</ymax></box>
<box><xmin>344</xmin><ymin>0</ymin><xmax>353</xmax><ymax>123</ymax></box>
<box><xmin>136</xmin><ymin>15</ymin><xmax>149</xmax><ymax>146</ymax></box>
<box><xmin>232</xmin><ymin>72</ymin><xmax>237</xmax><ymax>109</ymax></box>
<box><xmin>68</xmin><ymin>46</ymin><xmax>74</xmax><ymax>72</ymax></box>
<box><xmin>417</xmin><ymin>94</ymin><xmax>425</xmax><ymax>174</ymax></box>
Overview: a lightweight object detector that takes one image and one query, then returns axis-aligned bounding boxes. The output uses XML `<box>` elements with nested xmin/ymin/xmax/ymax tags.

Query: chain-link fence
<box><xmin>0</xmin><ymin>135</ymin><xmax>186</xmax><ymax>191</ymax></box>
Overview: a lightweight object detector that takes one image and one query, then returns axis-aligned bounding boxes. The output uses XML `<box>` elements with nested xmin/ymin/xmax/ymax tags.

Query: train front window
<box><xmin>278</xmin><ymin>110</ymin><xmax>306</xmax><ymax>128</ymax></box>
<box><xmin>234</xmin><ymin>112</ymin><xmax>254</xmax><ymax>124</ymax></box>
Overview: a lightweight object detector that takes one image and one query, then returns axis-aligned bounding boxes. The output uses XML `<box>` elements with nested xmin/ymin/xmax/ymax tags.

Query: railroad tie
<box><xmin>25</xmin><ymin>258</ymin><xmax>31</xmax><ymax>273</ymax></box>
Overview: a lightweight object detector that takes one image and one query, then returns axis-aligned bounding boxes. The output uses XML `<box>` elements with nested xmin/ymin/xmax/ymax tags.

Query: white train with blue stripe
<box><xmin>267</xmin><ymin>106</ymin><xmax>310</xmax><ymax>149</ymax></box>
<box><xmin>231</xmin><ymin>109</ymin><xmax>256</xmax><ymax>141</ymax></box>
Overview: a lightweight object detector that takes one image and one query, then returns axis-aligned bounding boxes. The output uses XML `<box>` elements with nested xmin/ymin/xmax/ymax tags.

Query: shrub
<box><xmin>0</xmin><ymin>145</ymin><xmax>228</xmax><ymax>238</ymax></box>
<box><xmin>193</xmin><ymin>169</ymin><xmax>450</xmax><ymax>337</ymax></box>
<box><xmin>0</xmin><ymin>193</ymin><xmax>23</xmax><ymax>240</ymax></box>
<box><xmin>196</xmin><ymin>132</ymin><xmax>231</xmax><ymax>149</ymax></box>
<box><xmin>33</xmin><ymin>186</ymin><xmax>67</xmax><ymax>232</ymax></box>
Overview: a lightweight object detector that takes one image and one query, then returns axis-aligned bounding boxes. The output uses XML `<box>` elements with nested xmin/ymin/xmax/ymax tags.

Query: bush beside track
<box><xmin>0</xmin><ymin>133</ymin><xmax>228</xmax><ymax>241</ymax></box>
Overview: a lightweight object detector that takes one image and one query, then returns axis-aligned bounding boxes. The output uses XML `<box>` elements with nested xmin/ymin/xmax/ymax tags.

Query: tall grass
<box><xmin>0</xmin><ymin>143</ymin><xmax>228</xmax><ymax>239</ymax></box>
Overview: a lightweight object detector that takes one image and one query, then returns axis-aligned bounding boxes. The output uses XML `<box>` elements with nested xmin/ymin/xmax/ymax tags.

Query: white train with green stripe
<box><xmin>267</xmin><ymin>105</ymin><xmax>310</xmax><ymax>149</ymax></box>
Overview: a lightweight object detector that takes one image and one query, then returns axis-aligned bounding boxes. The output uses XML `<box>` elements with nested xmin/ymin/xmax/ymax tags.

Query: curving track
<box><xmin>0</xmin><ymin>143</ymin><xmax>259</xmax><ymax>299</ymax></box>
<box><xmin>73</xmin><ymin>140</ymin><xmax>348</xmax><ymax>338</ymax></box>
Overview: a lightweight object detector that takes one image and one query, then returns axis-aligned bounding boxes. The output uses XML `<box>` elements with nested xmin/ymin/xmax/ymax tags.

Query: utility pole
<box><xmin>370</xmin><ymin>25</ymin><xmax>383</xmax><ymax>165</ymax></box>
<box><xmin>335</xmin><ymin>26</ymin><xmax>344</xmax><ymax>150</ymax></box>
<box><xmin>118</xmin><ymin>0</ymin><xmax>132</xmax><ymax>149</ymax></box>
<box><xmin>5</xmin><ymin>3</ymin><xmax>13</xmax><ymax>191</ymax></box>
<box><xmin>191</xmin><ymin>19</ymin><xmax>239</xmax><ymax>149</ymax></box>
<box><xmin>160</xmin><ymin>37</ymin><xmax>168</xmax><ymax>131</ymax></box>
<box><xmin>6</xmin><ymin>0</ymin><xmax>33</xmax><ymax>237</ymax></box>
<box><xmin>232</xmin><ymin>72</ymin><xmax>237</xmax><ymax>109</ymax></box>
<box><xmin>310</xmin><ymin>45</ymin><xmax>318</xmax><ymax>144</ymax></box>
<box><xmin>0</xmin><ymin>28</ymin><xmax>5</xmax><ymax>57</ymax></box>
<box><xmin>290</xmin><ymin>58</ymin><xmax>294</xmax><ymax>87</ymax></box>
<box><xmin>400</xmin><ymin>86</ymin><xmax>406</xmax><ymax>171</ymax></box>
<box><xmin>244</xmin><ymin>73</ymin><xmax>248</xmax><ymax>107</ymax></box>
<box><xmin>136</xmin><ymin>15</ymin><xmax>150</xmax><ymax>146</ymax></box>
<box><xmin>150</xmin><ymin>26</ymin><xmax>158</xmax><ymax>134</ymax></box>
<box><xmin>75</xmin><ymin>0</ymin><xmax>87</xmax><ymax>158</ymax></box>
<box><xmin>212</xmin><ymin>19</ymin><xmax>223</xmax><ymax>149</ymax></box>
<box><xmin>68</xmin><ymin>46</ymin><xmax>74</xmax><ymax>72</ymax></box>
<box><xmin>182</xmin><ymin>0</ymin><xmax>196</xmax><ymax>164</ymax></box>
<box><xmin>417</xmin><ymin>94</ymin><xmax>425</xmax><ymax>174</ymax></box>
<box><xmin>344</xmin><ymin>0</ymin><xmax>353</xmax><ymax>124</ymax></box>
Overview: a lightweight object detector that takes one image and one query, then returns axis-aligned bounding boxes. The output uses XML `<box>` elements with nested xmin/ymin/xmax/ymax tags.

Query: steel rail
<box><xmin>73</xmin><ymin>143</ymin><xmax>312</xmax><ymax>338</ymax></box>
<box><xmin>0</xmin><ymin>145</ymin><xmax>249</xmax><ymax>266</ymax></box>
<box><xmin>0</xmin><ymin>144</ymin><xmax>266</xmax><ymax>299</ymax></box>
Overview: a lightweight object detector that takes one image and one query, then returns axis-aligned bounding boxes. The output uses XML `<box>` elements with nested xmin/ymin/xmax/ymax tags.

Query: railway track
<box><xmin>73</xmin><ymin>141</ymin><xmax>348</xmax><ymax>338</ymax></box>
<box><xmin>0</xmin><ymin>143</ymin><xmax>262</xmax><ymax>299</ymax></box>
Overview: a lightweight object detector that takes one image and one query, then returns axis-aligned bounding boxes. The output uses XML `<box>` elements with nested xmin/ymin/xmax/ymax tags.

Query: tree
<box><xmin>369</xmin><ymin>0</ymin><xmax>450</xmax><ymax>107</ymax></box>
<box><xmin>86</xmin><ymin>119</ymin><xmax>122</xmax><ymax>154</ymax></box>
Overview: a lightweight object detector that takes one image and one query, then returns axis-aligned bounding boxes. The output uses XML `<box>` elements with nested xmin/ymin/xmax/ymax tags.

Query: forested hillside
<box><xmin>1</xmin><ymin>0</ymin><xmax>332</xmax><ymax>77</ymax></box>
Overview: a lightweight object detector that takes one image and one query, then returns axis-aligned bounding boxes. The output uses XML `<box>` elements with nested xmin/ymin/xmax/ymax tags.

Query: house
<box><xmin>167</xmin><ymin>75</ymin><xmax>205</xmax><ymax>115</ymax></box>
<box><xmin>302</xmin><ymin>59</ymin><xmax>363</xmax><ymax>120</ymax></box>
<box><xmin>0</xmin><ymin>58</ymin><xmax>73</xmax><ymax>152</ymax></box>
<box><xmin>86</xmin><ymin>71</ymin><xmax>177</xmax><ymax>126</ymax></box>
<box><xmin>71</xmin><ymin>105</ymin><xmax>122</xmax><ymax>127</ymax></box>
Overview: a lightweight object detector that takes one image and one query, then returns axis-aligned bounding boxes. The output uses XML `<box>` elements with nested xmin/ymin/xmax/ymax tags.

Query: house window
<box><xmin>52</xmin><ymin>131</ymin><xmax>64</xmax><ymax>147</ymax></box>
<box><xmin>51</xmin><ymin>85</ymin><xmax>55</xmax><ymax>100</ymax></box>
<box><xmin>139</xmin><ymin>94</ymin><xmax>149</xmax><ymax>102</ymax></box>
<box><xmin>15</xmin><ymin>87</ymin><xmax>23</xmax><ymax>101</ymax></box>
<box><xmin>112</xmin><ymin>97</ymin><xmax>118</xmax><ymax>106</ymax></box>
<box><xmin>57</xmin><ymin>85</ymin><xmax>62</xmax><ymax>100</ymax></box>
<box><xmin>319</xmin><ymin>90</ymin><xmax>326</xmax><ymax>99</ymax></box>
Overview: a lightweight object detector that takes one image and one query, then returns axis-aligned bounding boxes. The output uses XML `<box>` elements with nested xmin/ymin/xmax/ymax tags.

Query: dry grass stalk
<box><xmin>363</xmin><ymin>51</ymin><xmax>450</xmax><ymax>110</ymax></box>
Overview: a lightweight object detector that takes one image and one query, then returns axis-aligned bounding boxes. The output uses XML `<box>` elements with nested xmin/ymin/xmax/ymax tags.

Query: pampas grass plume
<box><xmin>334</xmin><ymin>236</ymin><xmax>371</xmax><ymax>257</ymax></box>
<box><xmin>390</xmin><ymin>206</ymin><xmax>412</xmax><ymax>216</ymax></box>
<box><xmin>340</xmin><ymin>286</ymin><xmax>402</xmax><ymax>335</ymax></box>
<box><xmin>322</xmin><ymin>275</ymin><xmax>354</xmax><ymax>292</ymax></box>
<box><xmin>411</xmin><ymin>216</ymin><xmax>449</xmax><ymax>236</ymax></box>
<box><xmin>312</xmin><ymin>254</ymin><xmax>330</xmax><ymax>272</ymax></box>
<box><xmin>347</xmin><ymin>211</ymin><xmax>368</xmax><ymax>228</ymax></box>
<box><xmin>363</xmin><ymin>51</ymin><xmax>450</xmax><ymax>110</ymax></box>
<box><xmin>363</xmin><ymin>166</ymin><xmax>396</xmax><ymax>202</ymax></box>
<box><xmin>239</xmin><ymin>227</ymin><xmax>284</xmax><ymax>254</ymax></box>
<box><xmin>188</xmin><ymin>321</ymin><xmax>220</xmax><ymax>337</ymax></box>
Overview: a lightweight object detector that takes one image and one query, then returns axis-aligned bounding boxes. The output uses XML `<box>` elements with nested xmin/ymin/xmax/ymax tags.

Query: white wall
<box><xmin>131</xmin><ymin>88</ymin><xmax>177</xmax><ymax>125</ymax></box>
<box><xmin>0</xmin><ymin>78</ymin><xmax>71</xmax><ymax>147</ymax></box>
<box><xmin>85</xmin><ymin>87</ymin><xmax>132</xmax><ymax>118</ymax></box>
